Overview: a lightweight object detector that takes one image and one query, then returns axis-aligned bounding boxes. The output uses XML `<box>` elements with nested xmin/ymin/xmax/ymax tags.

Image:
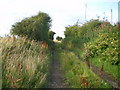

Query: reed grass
<box><xmin>0</xmin><ymin>36</ymin><xmax>50</xmax><ymax>88</ymax></box>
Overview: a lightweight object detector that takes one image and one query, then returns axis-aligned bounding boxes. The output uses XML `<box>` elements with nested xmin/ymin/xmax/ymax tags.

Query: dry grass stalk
<box><xmin>10</xmin><ymin>75</ymin><xmax>16</xmax><ymax>88</ymax></box>
<box><xmin>80</xmin><ymin>76</ymin><xmax>89</xmax><ymax>88</ymax></box>
<box><xmin>99</xmin><ymin>64</ymin><xmax>104</xmax><ymax>78</ymax></box>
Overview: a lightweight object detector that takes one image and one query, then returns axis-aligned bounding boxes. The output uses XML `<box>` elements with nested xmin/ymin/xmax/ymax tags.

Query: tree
<box><xmin>64</xmin><ymin>24</ymin><xmax>79</xmax><ymax>38</ymax></box>
<box><xmin>48</xmin><ymin>30</ymin><xmax>56</xmax><ymax>40</ymax></box>
<box><xmin>56</xmin><ymin>36</ymin><xmax>62</xmax><ymax>41</ymax></box>
<box><xmin>10</xmin><ymin>11</ymin><xmax>52</xmax><ymax>42</ymax></box>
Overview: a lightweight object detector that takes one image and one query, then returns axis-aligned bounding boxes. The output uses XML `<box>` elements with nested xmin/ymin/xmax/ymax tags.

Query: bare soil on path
<box><xmin>47</xmin><ymin>50</ymin><xmax>69</xmax><ymax>88</ymax></box>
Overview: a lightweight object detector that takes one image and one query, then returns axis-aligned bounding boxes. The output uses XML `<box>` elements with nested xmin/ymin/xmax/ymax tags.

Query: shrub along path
<box><xmin>75</xmin><ymin>53</ymin><xmax>120</xmax><ymax>89</ymax></box>
<box><xmin>47</xmin><ymin>50</ymin><xmax>69</xmax><ymax>88</ymax></box>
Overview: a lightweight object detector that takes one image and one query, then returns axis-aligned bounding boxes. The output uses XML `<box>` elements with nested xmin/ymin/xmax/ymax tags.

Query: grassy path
<box><xmin>47</xmin><ymin>50</ymin><xmax>69</xmax><ymax>88</ymax></box>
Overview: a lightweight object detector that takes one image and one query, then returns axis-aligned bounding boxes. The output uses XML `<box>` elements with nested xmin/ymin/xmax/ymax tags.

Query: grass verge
<box><xmin>89</xmin><ymin>56</ymin><xmax>120</xmax><ymax>80</ymax></box>
<box><xmin>57</xmin><ymin>49</ymin><xmax>112</xmax><ymax>88</ymax></box>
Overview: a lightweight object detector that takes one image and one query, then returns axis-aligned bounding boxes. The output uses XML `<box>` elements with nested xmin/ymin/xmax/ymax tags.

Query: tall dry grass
<box><xmin>0</xmin><ymin>36</ymin><xmax>50</xmax><ymax>88</ymax></box>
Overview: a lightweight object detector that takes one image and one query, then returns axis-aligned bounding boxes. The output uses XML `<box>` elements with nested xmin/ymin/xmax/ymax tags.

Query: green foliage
<box><xmin>89</xmin><ymin>56</ymin><xmax>120</xmax><ymax>80</ymax></box>
<box><xmin>63</xmin><ymin>19</ymin><xmax>119</xmax><ymax>79</ymax></box>
<box><xmin>48</xmin><ymin>30</ymin><xmax>56</xmax><ymax>40</ymax></box>
<box><xmin>84</xmin><ymin>26</ymin><xmax>119</xmax><ymax>65</ymax></box>
<box><xmin>58</xmin><ymin>50</ymin><xmax>111</xmax><ymax>88</ymax></box>
<box><xmin>63</xmin><ymin>19</ymin><xmax>103</xmax><ymax>49</ymax></box>
<box><xmin>64</xmin><ymin>24</ymin><xmax>79</xmax><ymax>38</ymax></box>
<box><xmin>10</xmin><ymin>11</ymin><xmax>51</xmax><ymax>42</ymax></box>
<box><xmin>1</xmin><ymin>36</ymin><xmax>51</xmax><ymax>88</ymax></box>
<box><xmin>56</xmin><ymin>36</ymin><xmax>62</xmax><ymax>41</ymax></box>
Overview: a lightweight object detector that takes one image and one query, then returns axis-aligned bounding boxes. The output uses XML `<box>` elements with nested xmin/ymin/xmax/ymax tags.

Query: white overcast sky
<box><xmin>0</xmin><ymin>0</ymin><xmax>119</xmax><ymax>38</ymax></box>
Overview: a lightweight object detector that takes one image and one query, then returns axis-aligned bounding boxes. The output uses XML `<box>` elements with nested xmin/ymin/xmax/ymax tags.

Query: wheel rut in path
<box><xmin>47</xmin><ymin>50</ymin><xmax>69</xmax><ymax>88</ymax></box>
<box><xmin>75</xmin><ymin>53</ymin><xmax>120</xmax><ymax>89</ymax></box>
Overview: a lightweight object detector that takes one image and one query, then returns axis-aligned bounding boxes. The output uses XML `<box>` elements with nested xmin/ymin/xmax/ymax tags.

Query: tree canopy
<box><xmin>56</xmin><ymin>36</ymin><xmax>62</xmax><ymax>41</ymax></box>
<box><xmin>10</xmin><ymin>11</ymin><xmax>52</xmax><ymax>42</ymax></box>
<box><xmin>48</xmin><ymin>30</ymin><xmax>56</xmax><ymax>40</ymax></box>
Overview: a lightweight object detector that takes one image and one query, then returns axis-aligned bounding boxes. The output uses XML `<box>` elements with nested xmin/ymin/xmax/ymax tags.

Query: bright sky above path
<box><xmin>0</xmin><ymin>0</ymin><xmax>119</xmax><ymax>38</ymax></box>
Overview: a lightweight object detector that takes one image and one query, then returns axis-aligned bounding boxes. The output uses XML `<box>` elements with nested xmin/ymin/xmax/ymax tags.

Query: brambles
<box><xmin>84</xmin><ymin>25</ymin><xmax>119</xmax><ymax>65</ymax></box>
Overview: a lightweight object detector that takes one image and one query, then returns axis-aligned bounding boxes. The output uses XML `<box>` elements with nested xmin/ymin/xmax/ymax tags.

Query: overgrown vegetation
<box><xmin>1</xmin><ymin>11</ymin><xmax>56</xmax><ymax>88</ymax></box>
<box><xmin>1</xmin><ymin>36</ymin><xmax>51</xmax><ymax>88</ymax></box>
<box><xmin>1</xmin><ymin>9</ymin><xmax>119</xmax><ymax>88</ymax></box>
<box><xmin>63</xmin><ymin>20</ymin><xmax>119</xmax><ymax>80</ymax></box>
<box><xmin>83</xmin><ymin>23</ymin><xmax>119</xmax><ymax>65</ymax></box>
<box><xmin>57</xmin><ymin>48</ymin><xmax>111</xmax><ymax>88</ymax></box>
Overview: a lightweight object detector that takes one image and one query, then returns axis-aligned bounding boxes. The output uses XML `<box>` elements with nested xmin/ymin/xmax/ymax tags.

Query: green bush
<box><xmin>63</xmin><ymin>19</ymin><xmax>103</xmax><ymax>49</ymax></box>
<box><xmin>84</xmin><ymin>26</ymin><xmax>119</xmax><ymax>65</ymax></box>
<box><xmin>10</xmin><ymin>11</ymin><xmax>51</xmax><ymax>42</ymax></box>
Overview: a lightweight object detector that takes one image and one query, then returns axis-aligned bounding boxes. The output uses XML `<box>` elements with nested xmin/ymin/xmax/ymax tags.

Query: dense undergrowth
<box><xmin>83</xmin><ymin>26</ymin><xmax>119</xmax><ymax>79</ymax></box>
<box><xmin>63</xmin><ymin>20</ymin><xmax>119</xmax><ymax>80</ymax></box>
<box><xmin>0</xmin><ymin>36</ymin><xmax>51</xmax><ymax>88</ymax></box>
<box><xmin>57</xmin><ymin>47</ymin><xmax>111</xmax><ymax>88</ymax></box>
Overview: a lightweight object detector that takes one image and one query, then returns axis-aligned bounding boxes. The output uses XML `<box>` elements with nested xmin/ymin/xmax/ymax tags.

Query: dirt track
<box><xmin>47</xmin><ymin>49</ymin><xmax>120</xmax><ymax>89</ymax></box>
<box><xmin>47</xmin><ymin>50</ymin><xmax>69</xmax><ymax>88</ymax></box>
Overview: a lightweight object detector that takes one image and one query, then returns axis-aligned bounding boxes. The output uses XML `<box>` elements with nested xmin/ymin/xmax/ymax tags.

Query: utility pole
<box><xmin>85</xmin><ymin>3</ymin><xmax>87</xmax><ymax>21</ymax></box>
<box><xmin>118</xmin><ymin>1</ymin><xmax>120</xmax><ymax>23</ymax></box>
<box><xmin>111</xmin><ymin>9</ymin><xmax>112</xmax><ymax>24</ymax></box>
